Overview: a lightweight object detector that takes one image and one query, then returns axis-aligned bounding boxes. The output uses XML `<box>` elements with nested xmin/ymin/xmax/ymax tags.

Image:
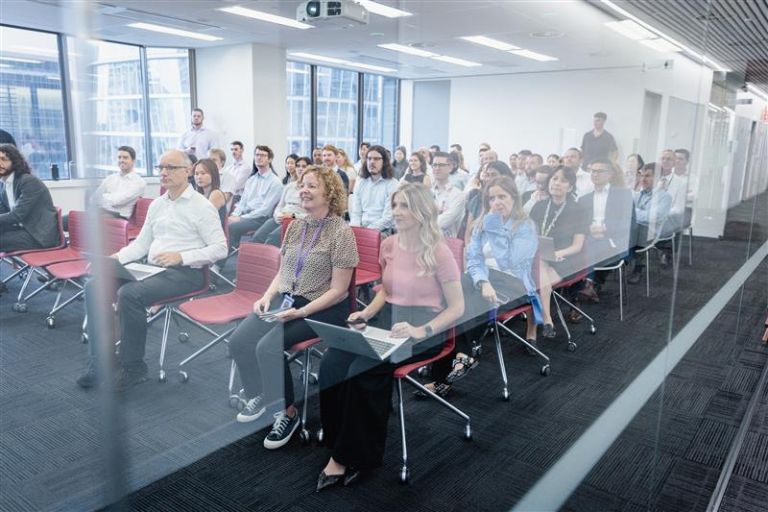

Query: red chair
<box><xmin>1</xmin><ymin>207</ymin><xmax>65</xmax><ymax>294</ymax></box>
<box><xmin>12</xmin><ymin>210</ymin><xmax>88</xmax><ymax>312</ymax></box>
<box><xmin>391</xmin><ymin>238</ymin><xmax>471</xmax><ymax>483</ymax></box>
<box><xmin>41</xmin><ymin>216</ymin><xmax>130</xmax><ymax>328</ymax></box>
<box><xmin>351</xmin><ymin>226</ymin><xmax>382</xmax><ymax>306</ymax></box>
<box><xmin>174</xmin><ymin>242</ymin><xmax>281</xmax><ymax>387</ymax></box>
<box><xmin>127</xmin><ymin>197</ymin><xmax>152</xmax><ymax>240</ymax></box>
<box><xmin>551</xmin><ymin>269</ymin><xmax>597</xmax><ymax>352</ymax></box>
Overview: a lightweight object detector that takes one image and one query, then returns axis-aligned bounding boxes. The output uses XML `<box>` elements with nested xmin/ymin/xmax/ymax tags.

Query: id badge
<box><xmin>280</xmin><ymin>294</ymin><xmax>295</xmax><ymax>309</ymax></box>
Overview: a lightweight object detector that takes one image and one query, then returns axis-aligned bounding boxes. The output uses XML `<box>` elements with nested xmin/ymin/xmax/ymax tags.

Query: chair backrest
<box><xmin>351</xmin><ymin>226</ymin><xmax>382</xmax><ymax>276</ymax></box>
<box><xmin>236</xmin><ymin>242</ymin><xmax>281</xmax><ymax>295</ymax></box>
<box><xmin>53</xmin><ymin>207</ymin><xmax>66</xmax><ymax>248</ymax></box>
<box><xmin>131</xmin><ymin>198</ymin><xmax>153</xmax><ymax>230</ymax></box>
<box><xmin>444</xmin><ymin>237</ymin><xmax>465</xmax><ymax>271</ymax></box>
<box><xmin>66</xmin><ymin>210</ymin><xmax>88</xmax><ymax>253</ymax></box>
<box><xmin>280</xmin><ymin>217</ymin><xmax>293</xmax><ymax>244</ymax></box>
<box><xmin>102</xmin><ymin>217</ymin><xmax>130</xmax><ymax>255</ymax></box>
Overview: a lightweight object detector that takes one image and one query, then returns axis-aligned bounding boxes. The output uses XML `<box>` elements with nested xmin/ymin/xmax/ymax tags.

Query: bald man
<box><xmin>77</xmin><ymin>149</ymin><xmax>227</xmax><ymax>390</ymax></box>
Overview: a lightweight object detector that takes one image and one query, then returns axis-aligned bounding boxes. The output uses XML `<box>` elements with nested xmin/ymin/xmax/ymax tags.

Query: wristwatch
<box><xmin>424</xmin><ymin>325</ymin><xmax>433</xmax><ymax>338</ymax></box>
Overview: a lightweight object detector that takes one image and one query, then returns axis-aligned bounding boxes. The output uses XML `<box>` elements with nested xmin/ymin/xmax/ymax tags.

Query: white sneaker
<box><xmin>236</xmin><ymin>395</ymin><xmax>265</xmax><ymax>423</ymax></box>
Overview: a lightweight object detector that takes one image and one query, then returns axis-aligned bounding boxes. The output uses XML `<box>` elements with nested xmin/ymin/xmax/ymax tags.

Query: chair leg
<box><xmin>552</xmin><ymin>294</ymin><xmax>574</xmax><ymax>351</ymax></box>
<box><xmin>158</xmin><ymin>308</ymin><xmax>172</xmax><ymax>382</ymax></box>
<box><xmin>618</xmin><ymin>265</ymin><xmax>624</xmax><ymax>322</ymax></box>
<box><xmin>493</xmin><ymin>325</ymin><xmax>510</xmax><ymax>400</ymax></box>
<box><xmin>396</xmin><ymin>378</ymin><xmax>409</xmax><ymax>483</ymax></box>
<box><xmin>299</xmin><ymin>349</ymin><xmax>311</xmax><ymax>443</ymax></box>
<box><xmin>687</xmin><ymin>228</ymin><xmax>693</xmax><ymax>265</ymax></box>
<box><xmin>645</xmin><ymin>251</ymin><xmax>650</xmax><ymax>297</ymax></box>
<box><xmin>496</xmin><ymin>321</ymin><xmax>551</xmax><ymax>366</ymax></box>
<box><xmin>404</xmin><ymin>375</ymin><xmax>471</xmax><ymax>424</ymax></box>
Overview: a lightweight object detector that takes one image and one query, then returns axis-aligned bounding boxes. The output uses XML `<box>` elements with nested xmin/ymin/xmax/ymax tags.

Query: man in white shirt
<box><xmin>349</xmin><ymin>144</ymin><xmax>398</xmax><ymax>231</ymax></box>
<box><xmin>430</xmin><ymin>152</ymin><xmax>465</xmax><ymax>238</ymax></box>
<box><xmin>77</xmin><ymin>149</ymin><xmax>227</xmax><ymax>390</ymax></box>
<box><xmin>208</xmin><ymin>147</ymin><xmax>234</xmax><ymax>204</ymax></box>
<box><xmin>321</xmin><ymin>144</ymin><xmax>350</xmax><ymax>192</ymax></box>
<box><xmin>674</xmin><ymin>147</ymin><xmax>696</xmax><ymax>212</ymax></box>
<box><xmin>178</xmin><ymin>108</ymin><xmax>219</xmax><ymax>158</ymax></box>
<box><xmin>228</xmin><ymin>145</ymin><xmax>283</xmax><ymax>249</ymax></box>
<box><xmin>91</xmin><ymin>145</ymin><xmax>146</xmax><ymax>219</ymax></box>
<box><xmin>224</xmin><ymin>141</ymin><xmax>250</xmax><ymax>199</ymax></box>
<box><xmin>564</xmin><ymin>147</ymin><xmax>593</xmax><ymax>199</ymax></box>
<box><xmin>655</xmin><ymin>149</ymin><xmax>687</xmax><ymax>266</ymax></box>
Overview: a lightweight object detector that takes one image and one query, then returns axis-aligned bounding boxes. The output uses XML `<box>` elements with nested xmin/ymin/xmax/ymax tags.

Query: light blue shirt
<box><xmin>233</xmin><ymin>169</ymin><xmax>283</xmax><ymax>220</ymax></box>
<box><xmin>634</xmin><ymin>188</ymin><xmax>671</xmax><ymax>231</ymax></box>
<box><xmin>349</xmin><ymin>176</ymin><xmax>399</xmax><ymax>231</ymax></box>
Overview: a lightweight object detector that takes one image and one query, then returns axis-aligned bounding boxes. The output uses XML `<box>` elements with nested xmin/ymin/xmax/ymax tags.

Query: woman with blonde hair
<box><xmin>317</xmin><ymin>183</ymin><xmax>464</xmax><ymax>489</ymax></box>
<box><xmin>336</xmin><ymin>148</ymin><xmax>357</xmax><ymax>192</ymax></box>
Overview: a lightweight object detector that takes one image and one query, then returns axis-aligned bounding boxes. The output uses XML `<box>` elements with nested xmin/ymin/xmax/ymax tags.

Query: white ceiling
<box><xmin>3</xmin><ymin>0</ymin><xmax>698</xmax><ymax>79</ymax></box>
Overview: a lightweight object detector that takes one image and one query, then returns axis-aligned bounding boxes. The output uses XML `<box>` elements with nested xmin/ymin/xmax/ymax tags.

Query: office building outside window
<box><xmin>316</xmin><ymin>65</ymin><xmax>358</xmax><ymax>157</ymax></box>
<box><xmin>286</xmin><ymin>61</ymin><xmax>311</xmax><ymax>157</ymax></box>
<box><xmin>363</xmin><ymin>74</ymin><xmax>397</xmax><ymax>152</ymax></box>
<box><xmin>0</xmin><ymin>25</ymin><xmax>68</xmax><ymax>179</ymax></box>
<box><xmin>147</xmin><ymin>48</ymin><xmax>191</xmax><ymax>169</ymax></box>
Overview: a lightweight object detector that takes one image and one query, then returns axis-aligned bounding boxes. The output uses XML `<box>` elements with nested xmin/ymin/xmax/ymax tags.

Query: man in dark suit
<box><xmin>577</xmin><ymin>158</ymin><xmax>635</xmax><ymax>303</ymax></box>
<box><xmin>0</xmin><ymin>143</ymin><xmax>59</xmax><ymax>253</ymax></box>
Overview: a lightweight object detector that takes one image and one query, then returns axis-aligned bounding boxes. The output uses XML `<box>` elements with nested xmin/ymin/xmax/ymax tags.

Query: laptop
<box><xmin>305</xmin><ymin>319</ymin><xmax>412</xmax><ymax>362</ymax></box>
<box><xmin>537</xmin><ymin>236</ymin><xmax>556</xmax><ymax>261</ymax></box>
<box><xmin>93</xmin><ymin>256</ymin><xmax>167</xmax><ymax>282</ymax></box>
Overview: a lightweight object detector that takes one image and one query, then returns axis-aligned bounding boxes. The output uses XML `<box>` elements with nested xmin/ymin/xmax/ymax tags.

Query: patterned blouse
<box><xmin>278</xmin><ymin>215</ymin><xmax>359</xmax><ymax>301</ymax></box>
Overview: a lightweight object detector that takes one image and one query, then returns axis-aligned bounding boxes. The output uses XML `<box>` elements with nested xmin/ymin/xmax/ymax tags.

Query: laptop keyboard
<box><xmin>368</xmin><ymin>338</ymin><xmax>396</xmax><ymax>357</ymax></box>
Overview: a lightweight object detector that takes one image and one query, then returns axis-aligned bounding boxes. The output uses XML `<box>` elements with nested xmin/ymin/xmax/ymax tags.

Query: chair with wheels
<box><xmin>351</xmin><ymin>226</ymin><xmax>382</xmax><ymax>306</ymax></box>
<box><xmin>592</xmin><ymin>258</ymin><xmax>628</xmax><ymax>321</ymax></box>
<box><xmin>551</xmin><ymin>269</ymin><xmax>597</xmax><ymax>352</ymax></box>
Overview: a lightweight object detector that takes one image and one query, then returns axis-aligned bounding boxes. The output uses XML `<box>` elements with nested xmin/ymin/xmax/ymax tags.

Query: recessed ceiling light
<box><xmin>378</xmin><ymin>43</ymin><xmax>438</xmax><ymax>58</ymax></box>
<box><xmin>220</xmin><ymin>6</ymin><xmax>314</xmax><ymax>30</ymax></box>
<box><xmin>127</xmin><ymin>22</ymin><xmax>222</xmax><ymax>41</ymax></box>
<box><xmin>604</xmin><ymin>20</ymin><xmax>655</xmax><ymax>40</ymax></box>
<box><xmin>289</xmin><ymin>52</ymin><xmax>346</xmax><ymax>64</ymax></box>
<box><xmin>0</xmin><ymin>57</ymin><xmax>42</xmax><ymax>64</ymax></box>
<box><xmin>639</xmin><ymin>38</ymin><xmax>682</xmax><ymax>53</ymax></box>
<box><xmin>356</xmin><ymin>0</ymin><xmax>412</xmax><ymax>18</ymax></box>
<box><xmin>432</xmin><ymin>55</ymin><xmax>482</xmax><ymax>67</ymax></box>
<box><xmin>461</xmin><ymin>35</ymin><xmax>520</xmax><ymax>51</ymax></box>
<box><xmin>508</xmin><ymin>49</ymin><xmax>558</xmax><ymax>62</ymax></box>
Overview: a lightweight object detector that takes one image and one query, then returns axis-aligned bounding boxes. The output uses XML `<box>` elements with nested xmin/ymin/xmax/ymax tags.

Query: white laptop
<box><xmin>305</xmin><ymin>319</ymin><xmax>412</xmax><ymax>362</ymax></box>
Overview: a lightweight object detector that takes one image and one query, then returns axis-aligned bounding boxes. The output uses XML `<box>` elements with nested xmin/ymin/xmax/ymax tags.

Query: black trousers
<box><xmin>249</xmin><ymin>218</ymin><xmax>282</xmax><ymax>247</ymax></box>
<box><xmin>85</xmin><ymin>266</ymin><xmax>204</xmax><ymax>368</ymax></box>
<box><xmin>319</xmin><ymin>305</ymin><xmax>444</xmax><ymax>470</ymax></box>
<box><xmin>229</xmin><ymin>296</ymin><xmax>348</xmax><ymax>407</ymax></box>
<box><xmin>0</xmin><ymin>227</ymin><xmax>43</xmax><ymax>253</ymax></box>
<box><xmin>228</xmin><ymin>216</ymin><xmax>269</xmax><ymax>249</ymax></box>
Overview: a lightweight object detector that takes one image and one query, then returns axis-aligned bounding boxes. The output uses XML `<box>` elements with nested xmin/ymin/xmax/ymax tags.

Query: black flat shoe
<box><xmin>525</xmin><ymin>338</ymin><xmax>538</xmax><ymax>356</ymax></box>
<box><xmin>343</xmin><ymin>468</ymin><xmax>362</xmax><ymax>487</ymax></box>
<box><xmin>542</xmin><ymin>324</ymin><xmax>556</xmax><ymax>338</ymax></box>
<box><xmin>316</xmin><ymin>470</ymin><xmax>345</xmax><ymax>492</ymax></box>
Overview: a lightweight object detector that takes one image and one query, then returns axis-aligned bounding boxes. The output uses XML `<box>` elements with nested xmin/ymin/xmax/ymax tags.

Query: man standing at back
<box><xmin>581</xmin><ymin>112</ymin><xmax>618</xmax><ymax>168</ymax></box>
<box><xmin>91</xmin><ymin>145</ymin><xmax>146</xmax><ymax>220</ymax></box>
<box><xmin>77</xmin><ymin>149</ymin><xmax>227</xmax><ymax>389</ymax></box>
<box><xmin>178</xmin><ymin>108</ymin><xmax>219</xmax><ymax>158</ymax></box>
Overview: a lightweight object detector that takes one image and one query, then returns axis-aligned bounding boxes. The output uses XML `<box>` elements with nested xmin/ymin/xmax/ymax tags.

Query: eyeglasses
<box><xmin>432</xmin><ymin>163</ymin><xmax>451</xmax><ymax>168</ymax></box>
<box><xmin>154</xmin><ymin>164</ymin><xmax>188</xmax><ymax>172</ymax></box>
<box><xmin>366</xmin><ymin>156</ymin><xmax>382</xmax><ymax>162</ymax></box>
<box><xmin>254</xmin><ymin>153</ymin><xmax>270</xmax><ymax>158</ymax></box>
<box><xmin>590</xmin><ymin>168</ymin><xmax>610</xmax><ymax>174</ymax></box>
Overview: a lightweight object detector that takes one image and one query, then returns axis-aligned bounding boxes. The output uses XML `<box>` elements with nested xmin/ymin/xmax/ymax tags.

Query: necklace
<box><xmin>541</xmin><ymin>199</ymin><xmax>566</xmax><ymax>237</ymax></box>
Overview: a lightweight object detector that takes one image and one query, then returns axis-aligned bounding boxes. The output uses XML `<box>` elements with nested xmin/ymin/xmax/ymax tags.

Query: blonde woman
<box><xmin>317</xmin><ymin>183</ymin><xmax>464</xmax><ymax>490</ymax></box>
<box><xmin>336</xmin><ymin>148</ymin><xmax>357</xmax><ymax>193</ymax></box>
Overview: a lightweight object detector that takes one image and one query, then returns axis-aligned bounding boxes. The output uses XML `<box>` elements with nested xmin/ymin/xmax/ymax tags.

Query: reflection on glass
<box><xmin>0</xmin><ymin>26</ymin><xmax>68</xmax><ymax>179</ymax></box>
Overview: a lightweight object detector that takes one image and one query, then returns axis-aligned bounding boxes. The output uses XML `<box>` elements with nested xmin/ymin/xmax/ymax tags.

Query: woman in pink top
<box><xmin>317</xmin><ymin>183</ymin><xmax>464</xmax><ymax>490</ymax></box>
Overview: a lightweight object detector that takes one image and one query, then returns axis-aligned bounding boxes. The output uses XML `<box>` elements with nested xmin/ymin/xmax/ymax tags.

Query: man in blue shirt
<box><xmin>227</xmin><ymin>145</ymin><xmax>282</xmax><ymax>250</ymax></box>
<box><xmin>628</xmin><ymin>163</ymin><xmax>671</xmax><ymax>284</ymax></box>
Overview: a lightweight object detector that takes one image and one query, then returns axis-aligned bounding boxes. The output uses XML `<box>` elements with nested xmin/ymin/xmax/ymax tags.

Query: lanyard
<box><xmin>540</xmin><ymin>199</ymin><xmax>566</xmax><ymax>237</ymax></box>
<box><xmin>293</xmin><ymin>219</ymin><xmax>326</xmax><ymax>291</ymax></box>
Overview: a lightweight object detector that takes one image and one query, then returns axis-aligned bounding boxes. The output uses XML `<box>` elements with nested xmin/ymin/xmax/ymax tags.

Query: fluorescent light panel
<box><xmin>509</xmin><ymin>49</ymin><xmax>558</xmax><ymax>62</ymax></box>
<box><xmin>346</xmin><ymin>62</ymin><xmax>397</xmax><ymax>73</ymax></box>
<box><xmin>289</xmin><ymin>52</ymin><xmax>395</xmax><ymax>73</ymax></box>
<box><xmin>128</xmin><ymin>22</ymin><xmax>222</xmax><ymax>41</ymax></box>
<box><xmin>356</xmin><ymin>0</ymin><xmax>412</xmax><ymax>18</ymax></box>
<box><xmin>604</xmin><ymin>20</ymin><xmax>655</xmax><ymax>40</ymax></box>
<box><xmin>461</xmin><ymin>35</ymin><xmax>520</xmax><ymax>51</ymax></box>
<box><xmin>378</xmin><ymin>43</ymin><xmax>437</xmax><ymax>58</ymax></box>
<box><xmin>220</xmin><ymin>6</ymin><xmax>314</xmax><ymax>29</ymax></box>
<box><xmin>432</xmin><ymin>55</ymin><xmax>482</xmax><ymax>67</ymax></box>
<box><xmin>639</xmin><ymin>38</ymin><xmax>681</xmax><ymax>53</ymax></box>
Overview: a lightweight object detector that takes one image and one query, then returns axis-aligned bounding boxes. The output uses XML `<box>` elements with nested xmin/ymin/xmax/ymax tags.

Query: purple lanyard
<box><xmin>293</xmin><ymin>219</ymin><xmax>326</xmax><ymax>291</ymax></box>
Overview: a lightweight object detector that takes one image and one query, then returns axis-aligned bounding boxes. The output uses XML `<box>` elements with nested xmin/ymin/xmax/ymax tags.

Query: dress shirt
<box><xmin>634</xmin><ymin>188</ymin><xmax>672</xmax><ymax>239</ymax></box>
<box><xmin>273</xmin><ymin>181</ymin><xmax>305</xmax><ymax>223</ymax></box>
<box><xmin>178</xmin><ymin>126</ymin><xmax>219</xmax><ymax>157</ymax></box>
<box><xmin>224</xmin><ymin>158</ymin><xmax>251</xmax><ymax>195</ymax></box>
<box><xmin>432</xmin><ymin>181</ymin><xmax>465</xmax><ymax>238</ymax></box>
<box><xmin>232</xmin><ymin>169</ymin><xmax>283</xmax><ymax>220</ymax></box>
<box><xmin>349</xmin><ymin>176</ymin><xmax>398</xmax><ymax>230</ymax></box>
<box><xmin>448</xmin><ymin>171</ymin><xmax>469</xmax><ymax>191</ymax></box>
<box><xmin>3</xmin><ymin>172</ymin><xmax>15</xmax><ymax>209</ymax></box>
<box><xmin>657</xmin><ymin>172</ymin><xmax>686</xmax><ymax>217</ymax></box>
<box><xmin>590</xmin><ymin>184</ymin><xmax>610</xmax><ymax>225</ymax></box>
<box><xmin>92</xmin><ymin>170</ymin><xmax>146</xmax><ymax>218</ymax></box>
<box><xmin>117</xmin><ymin>185</ymin><xmax>227</xmax><ymax>268</ymax></box>
<box><xmin>576</xmin><ymin>169</ymin><xmax>594</xmax><ymax>199</ymax></box>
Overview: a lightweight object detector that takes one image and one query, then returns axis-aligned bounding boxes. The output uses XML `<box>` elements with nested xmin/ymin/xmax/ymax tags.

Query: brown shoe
<box><xmin>567</xmin><ymin>308</ymin><xmax>583</xmax><ymax>324</ymax></box>
<box><xmin>577</xmin><ymin>281</ymin><xmax>600</xmax><ymax>303</ymax></box>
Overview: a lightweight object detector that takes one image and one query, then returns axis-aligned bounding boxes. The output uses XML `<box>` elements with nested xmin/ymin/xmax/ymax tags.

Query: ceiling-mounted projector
<box><xmin>297</xmin><ymin>1</ymin><xmax>369</xmax><ymax>26</ymax></box>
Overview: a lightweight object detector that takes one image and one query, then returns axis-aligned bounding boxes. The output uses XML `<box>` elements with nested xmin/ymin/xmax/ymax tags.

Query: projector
<box><xmin>297</xmin><ymin>0</ymin><xmax>369</xmax><ymax>27</ymax></box>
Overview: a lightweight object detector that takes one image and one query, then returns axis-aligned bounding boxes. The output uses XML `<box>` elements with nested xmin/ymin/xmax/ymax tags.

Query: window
<box><xmin>147</xmin><ymin>48</ymin><xmax>191</xmax><ymax>168</ymax></box>
<box><xmin>286</xmin><ymin>61</ymin><xmax>311</xmax><ymax>157</ymax></box>
<box><xmin>0</xmin><ymin>26</ymin><xmax>68</xmax><ymax>179</ymax></box>
<box><xmin>363</xmin><ymin>74</ymin><xmax>398</xmax><ymax>151</ymax></box>
<box><xmin>315</xmin><ymin>66</ymin><xmax>358</xmax><ymax>157</ymax></box>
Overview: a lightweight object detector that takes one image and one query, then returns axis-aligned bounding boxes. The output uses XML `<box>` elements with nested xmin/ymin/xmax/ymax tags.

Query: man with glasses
<box><xmin>522</xmin><ymin>165</ymin><xmax>554</xmax><ymax>215</ymax></box>
<box><xmin>227</xmin><ymin>145</ymin><xmax>282</xmax><ymax>250</ymax></box>
<box><xmin>77</xmin><ymin>149</ymin><xmax>227</xmax><ymax>390</ymax></box>
<box><xmin>577</xmin><ymin>158</ymin><xmax>635</xmax><ymax>303</ymax></box>
<box><xmin>430</xmin><ymin>151</ymin><xmax>465</xmax><ymax>238</ymax></box>
<box><xmin>349</xmin><ymin>144</ymin><xmax>398</xmax><ymax>232</ymax></box>
<box><xmin>178</xmin><ymin>108</ymin><xmax>219</xmax><ymax>158</ymax></box>
<box><xmin>628</xmin><ymin>163</ymin><xmax>672</xmax><ymax>284</ymax></box>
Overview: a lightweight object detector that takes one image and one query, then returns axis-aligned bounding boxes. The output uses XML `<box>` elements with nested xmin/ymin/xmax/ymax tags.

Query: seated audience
<box><xmin>227</xmin><ymin>145</ymin><xmax>282</xmax><ymax>250</ymax></box>
<box><xmin>336</xmin><ymin>149</ymin><xmax>357</xmax><ymax>193</ymax></box>
<box><xmin>624</xmin><ymin>153</ymin><xmax>644</xmax><ymax>192</ymax></box>
<box><xmin>529</xmin><ymin>166</ymin><xmax>588</xmax><ymax>338</ymax></box>
<box><xmin>430</xmin><ymin>151</ymin><xmax>465</xmax><ymax>237</ymax></box>
<box><xmin>208</xmin><ymin>147</ymin><xmax>235</xmax><ymax>204</ymax></box>
<box><xmin>251</xmin><ymin>156</ymin><xmax>310</xmax><ymax>246</ymax></box>
<box><xmin>393</xmin><ymin>146</ymin><xmax>408</xmax><ymax>180</ymax></box>
<box><xmin>224</xmin><ymin>141</ymin><xmax>251</xmax><ymax>200</ymax></box>
<box><xmin>628</xmin><ymin>163</ymin><xmax>672</xmax><ymax>283</ymax></box>
<box><xmin>281</xmin><ymin>154</ymin><xmax>299</xmax><ymax>186</ymax></box>
<box><xmin>508</xmin><ymin>153</ymin><xmax>518</xmax><ymax>173</ymax></box>
<box><xmin>0</xmin><ymin>144</ymin><xmax>59</xmax><ymax>253</ymax></box>
<box><xmin>312</xmin><ymin>147</ymin><xmax>323</xmax><ymax>166</ymax></box>
<box><xmin>77</xmin><ymin>149</ymin><xmax>227</xmax><ymax>389</ymax></box>
<box><xmin>463</xmin><ymin>160</ymin><xmax>513</xmax><ymax>243</ymax></box>
<box><xmin>349</xmin><ymin>145</ymin><xmax>399</xmax><ymax>232</ymax></box>
<box><xmin>517</xmin><ymin>153</ymin><xmax>542</xmax><ymax>196</ymax></box>
<box><xmin>192</xmin><ymin>158</ymin><xmax>228</xmax><ymax>227</ymax></box>
<box><xmin>422</xmin><ymin>176</ymin><xmax>541</xmax><ymax>397</ymax></box>
<box><xmin>522</xmin><ymin>165</ymin><xmax>554</xmax><ymax>215</ymax></box>
<box><xmin>577</xmin><ymin>159</ymin><xmax>635</xmax><ymax>303</ymax></box>
<box><xmin>317</xmin><ymin>183</ymin><xmax>464</xmax><ymax>489</ymax></box>
<box><xmin>353</xmin><ymin>142</ymin><xmax>369</xmax><ymax>173</ymax></box>
<box><xmin>448</xmin><ymin>150</ymin><xmax>470</xmax><ymax>191</ymax></box>
<box><xmin>321</xmin><ymin>145</ymin><xmax>350</xmax><ymax>193</ymax></box>
<box><xmin>229</xmin><ymin>166</ymin><xmax>358</xmax><ymax>452</ymax></box>
<box><xmin>547</xmin><ymin>153</ymin><xmax>560</xmax><ymax>166</ymax></box>
<box><xmin>655</xmin><ymin>149</ymin><xmax>686</xmax><ymax>266</ymax></box>
<box><xmin>402</xmin><ymin>151</ymin><xmax>432</xmax><ymax>187</ymax></box>
<box><xmin>563</xmin><ymin>147</ymin><xmax>592</xmax><ymax>199</ymax></box>
<box><xmin>90</xmin><ymin>145</ymin><xmax>146</xmax><ymax>221</ymax></box>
